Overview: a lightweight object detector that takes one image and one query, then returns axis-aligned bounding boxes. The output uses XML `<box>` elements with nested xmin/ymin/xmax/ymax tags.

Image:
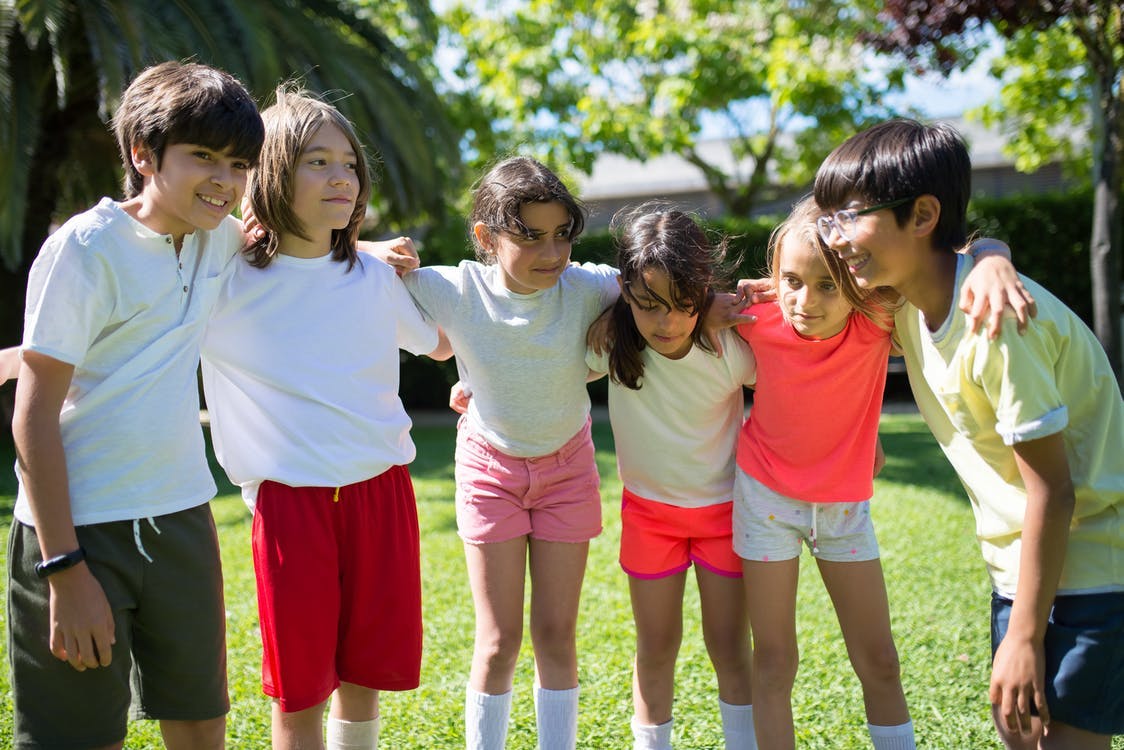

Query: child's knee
<box><xmin>851</xmin><ymin>643</ymin><xmax>902</xmax><ymax>686</ymax></box>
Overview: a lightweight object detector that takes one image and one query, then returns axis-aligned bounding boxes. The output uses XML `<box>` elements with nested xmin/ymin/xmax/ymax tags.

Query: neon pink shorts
<box><xmin>252</xmin><ymin>466</ymin><xmax>422</xmax><ymax>713</ymax></box>
<box><xmin>454</xmin><ymin>417</ymin><xmax>602</xmax><ymax>544</ymax></box>
<box><xmin>619</xmin><ymin>488</ymin><xmax>742</xmax><ymax>579</ymax></box>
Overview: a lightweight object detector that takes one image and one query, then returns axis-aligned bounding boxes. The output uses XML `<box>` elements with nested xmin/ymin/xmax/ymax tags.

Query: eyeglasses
<box><xmin>816</xmin><ymin>197</ymin><xmax>915</xmax><ymax>245</ymax></box>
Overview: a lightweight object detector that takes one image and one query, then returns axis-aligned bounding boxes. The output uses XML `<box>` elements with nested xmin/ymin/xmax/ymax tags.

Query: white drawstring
<box><xmin>810</xmin><ymin>505</ymin><xmax>819</xmax><ymax>555</ymax></box>
<box><xmin>132</xmin><ymin>517</ymin><xmax>162</xmax><ymax>562</ymax></box>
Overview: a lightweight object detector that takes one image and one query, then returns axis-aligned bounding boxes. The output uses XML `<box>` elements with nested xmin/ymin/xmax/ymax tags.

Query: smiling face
<box><xmin>777</xmin><ymin>232</ymin><xmax>852</xmax><ymax>340</ymax></box>
<box><xmin>622</xmin><ymin>266</ymin><xmax>700</xmax><ymax>360</ymax></box>
<box><xmin>283</xmin><ymin>122</ymin><xmax>360</xmax><ymax>256</ymax></box>
<box><xmin>821</xmin><ymin>199</ymin><xmax>917</xmax><ymax>291</ymax></box>
<box><xmin>132</xmin><ymin>142</ymin><xmax>250</xmax><ymax>239</ymax></box>
<box><xmin>475</xmin><ymin>200</ymin><xmax>574</xmax><ymax>294</ymax></box>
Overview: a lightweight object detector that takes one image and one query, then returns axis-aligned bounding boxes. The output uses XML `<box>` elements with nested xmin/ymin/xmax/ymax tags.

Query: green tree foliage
<box><xmin>442</xmin><ymin>0</ymin><xmax>906</xmax><ymax>217</ymax></box>
<box><xmin>0</xmin><ymin>0</ymin><xmax>460</xmax><ymax>346</ymax></box>
<box><xmin>869</xmin><ymin>0</ymin><xmax>1123</xmax><ymax>381</ymax></box>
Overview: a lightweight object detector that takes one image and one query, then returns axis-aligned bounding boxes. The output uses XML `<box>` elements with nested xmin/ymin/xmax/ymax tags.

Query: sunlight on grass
<box><xmin>0</xmin><ymin>415</ymin><xmax>1120</xmax><ymax>748</ymax></box>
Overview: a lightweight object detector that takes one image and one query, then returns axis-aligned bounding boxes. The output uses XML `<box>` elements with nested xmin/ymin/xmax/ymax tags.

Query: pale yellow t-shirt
<box><xmin>896</xmin><ymin>254</ymin><xmax>1124</xmax><ymax>598</ymax></box>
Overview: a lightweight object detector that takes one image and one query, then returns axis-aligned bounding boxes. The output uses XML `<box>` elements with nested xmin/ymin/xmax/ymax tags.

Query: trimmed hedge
<box><xmin>401</xmin><ymin>187</ymin><xmax>1116</xmax><ymax>409</ymax></box>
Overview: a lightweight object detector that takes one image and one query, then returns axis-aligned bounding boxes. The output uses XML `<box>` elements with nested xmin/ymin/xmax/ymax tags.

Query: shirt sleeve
<box><xmin>722</xmin><ymin>329</ymin><xmax>757</xmax><ymax>387</ymax></box>
<box><xmin>585</xmin><ymin>347</ymin><xmax>609</xmax><ymax>374</ymax></box>
<box><xmin>390</xmin><ymin>270</ymin><xmax>440</xmax><ymax>356</ymax></box>
<box><xmin>974</xmin><ymin>318</ymin><xmax>1068</xmax><ymax>445</ymax></box>
<box><xmin>401</xmin><ymin>264</ymin><xmax>461</xmax><ymax>325</ymax></box>
<box><xmin>22</xmin><ymin>233</ymin><xmax>114</xmax><ymax>365</ymax></box>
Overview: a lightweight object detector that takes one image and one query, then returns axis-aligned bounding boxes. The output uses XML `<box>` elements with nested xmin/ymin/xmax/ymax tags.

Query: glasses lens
<box><xmin>816</xmin><ymin>216</ymin><xmax>834</xmax><ymax>244</ymax></box>
<box><xmin>835</xmin><ymin>210</ymin><xmax>859</xmax><ymax>242</ymax></box>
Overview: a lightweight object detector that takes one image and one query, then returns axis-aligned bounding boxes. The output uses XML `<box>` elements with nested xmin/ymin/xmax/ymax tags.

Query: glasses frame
<box><xmin>816</xmin><ymin>196</ymin><xmax>916</xmax><ymax>245</ymax></box>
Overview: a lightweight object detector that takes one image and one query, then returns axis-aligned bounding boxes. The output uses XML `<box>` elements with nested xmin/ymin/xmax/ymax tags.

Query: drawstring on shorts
<box><xmin>810</xmin><ymin>505</ymin><xmax>819</xmax><ymax>555</ymax></box>
<box><xmin>132</xmin><ymin>517</ymin><xmax>162</xmax><ymax>562</ymax></box>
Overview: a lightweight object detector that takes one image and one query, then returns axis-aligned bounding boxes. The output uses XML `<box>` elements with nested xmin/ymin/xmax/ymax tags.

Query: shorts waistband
<box><xmin>458</xmin><ymin>415</ymin><xmax>593</xmax><ymax>464</ymax></box>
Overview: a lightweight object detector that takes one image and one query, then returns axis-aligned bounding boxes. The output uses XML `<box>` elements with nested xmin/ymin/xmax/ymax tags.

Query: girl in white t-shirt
<box><xmin>585</xmin><ymin>206</ymin><xmax>758</xmax><ymax>750</ymax></box>
<box><xmin>200</xmin><ymin>88</ymin><xmax>445</xmax><ymax>750</ymax></box>
<box><xmin>386</xmin><ymin>157</ymin><xmax>619</xmax><ymax>750</ymax></box>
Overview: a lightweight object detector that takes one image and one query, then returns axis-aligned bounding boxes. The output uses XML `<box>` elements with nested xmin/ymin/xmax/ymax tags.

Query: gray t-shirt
<box><xmin>404</xmin><ymin>260</ymin><xmax>619</xmax><ymax>456</ymax></box>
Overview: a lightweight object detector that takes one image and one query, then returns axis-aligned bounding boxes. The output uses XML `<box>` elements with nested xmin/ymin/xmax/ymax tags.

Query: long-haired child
<box><xmin>585</xmin><ymin>206</ymin><xmax>757</xmax><ymax>749</ymax></box>
<box><xmin>389</xmin><ymin>156</ymin><xmax>620</xmax><ymax>750</ymax></box>
<box><xmin>200</xmin><ymin>87</ymin><xmax>447</xmax><ymax>750</ymax></box>
<box><xmin>733</xmin><ymin>195</ymin><xmax>914</xmax><ymax>749</ymax></box>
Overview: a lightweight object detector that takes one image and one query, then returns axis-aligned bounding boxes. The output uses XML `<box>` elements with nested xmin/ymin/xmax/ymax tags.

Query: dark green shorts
<box><xmin>7</xmin><ymin>503</ymin><xmax>228</xmax><ymax>749</ymax></box>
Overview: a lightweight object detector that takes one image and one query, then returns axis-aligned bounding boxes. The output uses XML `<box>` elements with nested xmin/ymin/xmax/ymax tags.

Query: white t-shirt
<box><xmin>201</xmin><ymin>252</ymin><xmax>438</xmax><ymax>508</ymax></box>
<box><xmin>403</xmin><ymin>260</ymin><xmax>619</xmax><ymax>457</ymax></box>
<box><xmin>16</xmin><ymin>198</ymin><xmax>242</xmax><ymax>525</ymax></box>
<box><xmin>587</xmin><ymin>328</ymin><xmax>756</xmax><ymax>507</ymax></box>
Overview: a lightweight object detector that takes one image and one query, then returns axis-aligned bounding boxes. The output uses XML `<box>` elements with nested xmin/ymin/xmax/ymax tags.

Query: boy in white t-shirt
<box><xmin>8</xmin><ymin>61</ymin><xmax>263</xmax><ymax>749</ymax></box>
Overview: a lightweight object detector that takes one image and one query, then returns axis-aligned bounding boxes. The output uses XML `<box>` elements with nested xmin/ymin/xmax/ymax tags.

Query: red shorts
<box><xmin>252</xmin><ymin>466</ymin><xmax>422</xmax><ymax>712</ymax></box>
<box><xmin>619</xmin><ymin>488</ymin><xmax>742</xmax><ymax>579</ymax></box>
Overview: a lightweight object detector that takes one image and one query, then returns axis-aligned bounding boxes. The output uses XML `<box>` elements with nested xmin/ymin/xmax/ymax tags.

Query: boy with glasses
<box><xmin>815</xmin><ymin>118</ymin><xmax>1123</xmax><ymax>750</ymax></box>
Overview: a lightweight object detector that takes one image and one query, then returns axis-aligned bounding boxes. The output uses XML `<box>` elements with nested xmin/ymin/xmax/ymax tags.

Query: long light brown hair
<box><xmin>245</xmin><ymin>86</ymin><xmax>371</xmax><ymax>269</ymax></box>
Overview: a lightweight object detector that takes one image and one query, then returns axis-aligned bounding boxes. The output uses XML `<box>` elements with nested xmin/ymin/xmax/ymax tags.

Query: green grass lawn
<box><xmin>0</xmin><ymin>415</ymin><xmax>1120</xmax><ymax>748</ymax></box>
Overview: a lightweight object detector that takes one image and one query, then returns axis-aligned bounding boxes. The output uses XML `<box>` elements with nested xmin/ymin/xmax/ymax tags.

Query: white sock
<box><xmin>534</xmin><ymin>685</ymin><xmax>579</xmax><ymax>750</ymax></box>
<box><xmin>466</xmin><ymin>687</ymin><xmax>512</xmax><ymax>750</ymax></box>
<box><xmin>326</xmin><ymin>716</ymin><xmax>380</xmax><ymax>750</ymax></box>
<box><xmin>630</xmin><ymin>716</ymin><xmax>673</xmax><ymax>750</ymax></box>
<box><xmin>719</xmin><ymin>700</ymin><xmax>757</xmax><ymax>749</ymax></box>
<box><xmin>868</xmin><ymin>720</ymin><xmax>916</xmax><ymax>750</ymax></box>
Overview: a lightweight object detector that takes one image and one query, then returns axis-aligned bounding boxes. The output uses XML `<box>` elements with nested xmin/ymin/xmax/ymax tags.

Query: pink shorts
<box><xmin>252</xmin><ymin>466</ymin><xmax>422</xmax><ymax>713</ymax></box>
<box><xmin>454</xmin><ymin>416</ymin><xmax>602</xmax><ymax>544</ymax></box>
<box><xmin>619</xmin><ymin>488</ymin><xmax>742</xmax><ymax>579</ymax></box>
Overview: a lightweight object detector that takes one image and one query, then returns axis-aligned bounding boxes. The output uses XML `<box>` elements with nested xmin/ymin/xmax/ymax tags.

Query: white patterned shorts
<box><xmin>732</xmin><ymin>468</ymin><xmax>880</xmax><ymax>563</ymax></box>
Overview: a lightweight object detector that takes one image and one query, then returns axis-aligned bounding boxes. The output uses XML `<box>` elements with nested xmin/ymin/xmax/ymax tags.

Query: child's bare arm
<box><xmin>989</xmin><ymin>432</ymin><xmax>1074</xmax><ymax>736</ymax></box>
<box><xmin>428</xmin><ymin>327</ymin><xmax>454</xmax><ymax>361</ymax></box>
<box><xmin>960</xmin><ymin>239</ymin><xmax>1037</xmax><ymax>339</ymax></box>
<box><xmin>358</xmin><ymin>237</ymin><xmax>421</xmax><ymax>276</ymax></box>
<box><xmin>12</xmin><ymin>351</ymin><xmax>116</xmax><ymax>672</ymax></box>
<box><xmin>0</xmin><ymin>346</ymin><xmax>20</xmax><ymax>384</ymax></box>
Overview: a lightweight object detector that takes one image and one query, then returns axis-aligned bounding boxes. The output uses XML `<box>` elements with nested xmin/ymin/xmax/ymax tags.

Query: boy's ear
<box><xmin>130</xmin><ymin>145</ymin><xmax>158</xmax><ymax>177</ymax></box>
<box><xmin>910</xmin><ymin>195</ymin><xmax>941</xmax><ymax>238</ymax></box>
<box><xmin>471</xmin><ymin>221</ymin><xmax>494</xmax><ymax>252</ymax></box>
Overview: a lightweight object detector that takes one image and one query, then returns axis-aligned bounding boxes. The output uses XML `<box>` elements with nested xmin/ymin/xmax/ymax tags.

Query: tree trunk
<box><xmin>1088</xmin><ymin>66</ymin><xmax>1122</xmax><ymax>384</ymax></box>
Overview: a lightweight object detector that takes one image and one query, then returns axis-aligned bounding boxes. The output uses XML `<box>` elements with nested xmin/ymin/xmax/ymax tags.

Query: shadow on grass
<box><xmin>877</xmin><ymin>415</ymin><xmax>968</xmax><ymax>501</ymax></box>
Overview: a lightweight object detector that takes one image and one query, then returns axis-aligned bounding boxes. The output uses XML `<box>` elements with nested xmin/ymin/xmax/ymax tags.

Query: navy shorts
<box><xmin>990</xmin><ymin>590</ymin><xmax>1124</xmax><ymax>735</ymax></box>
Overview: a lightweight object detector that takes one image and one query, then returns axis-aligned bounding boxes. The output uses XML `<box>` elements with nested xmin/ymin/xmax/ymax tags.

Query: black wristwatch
<box><xmin>34</xmin><ymin>547</ymin><xmax>86</xmax><ymax>579</ymax></box>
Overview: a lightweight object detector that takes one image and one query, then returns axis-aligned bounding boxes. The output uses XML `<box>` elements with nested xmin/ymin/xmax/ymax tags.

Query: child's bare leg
<box><xmin>271</xmin><ymin>699</ymin><xmax>327</xmax><ymax>750</ymax></box>
<box><xmin>743</xmin><ymin>558</ymin><xmax>800</xmax><ymax>750</ymax></box>
<box><xmin>528</xmin><ymin>539</ymin><xmax>589</xmax><ymax>689</ymax></box>
<box><xmin>160</xmin><ymin>718</ymin><xmax>225</xmax><ymax>750</ymax></box>
<box><xmin>817</xmin><ymin>558</ymin><xmax>910</xmax><ymax>727</ymax></box>
<box><xmin>696</xmin><ymin>566</ymin><xmax>752</xmax><ymax>706</ymax></box>
<box><xmin>329</xmin><ymin>683</ymin><xmax>378</xmax><ymax>721</ymax></box>
<box><xmin>464</xmin><ymin>537</ymin><xmax>530</xmax><ymax>694</ymax></box>
<box><xmin>327</xmin><ymin>684</ymin><xmax>379</xmax><ymax>749</ymax></box>
<box><xmin>629</xmin><ymin>571</ymin><xmax>687</xmax><ymax>724</ymax></box>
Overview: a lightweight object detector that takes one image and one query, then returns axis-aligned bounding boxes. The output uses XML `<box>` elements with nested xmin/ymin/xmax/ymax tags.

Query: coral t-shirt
<box><xmin>737</xmin><ymin>302</ymin><xmax>891</xmax><ymax>502</ymax></box>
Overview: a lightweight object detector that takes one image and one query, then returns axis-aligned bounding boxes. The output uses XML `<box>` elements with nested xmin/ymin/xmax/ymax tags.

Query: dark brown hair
<box><xmin>113</xmin><ymin>61</ymin><xmax>263</xmax><ymax>199</ymax></box>
<box><xmin>607</xmin><ymin>204</ymin><xmax>735</xmax><ymax>389</ymax></box>
<box><xmin>469</xmin><ymin>156</ymin><xmax>585</xmax><ymax>262</ymax></box>
<box><xmin>813</xmin><ymin>118</ymin><xmax>970</xmax><ymax>252</ymax></box>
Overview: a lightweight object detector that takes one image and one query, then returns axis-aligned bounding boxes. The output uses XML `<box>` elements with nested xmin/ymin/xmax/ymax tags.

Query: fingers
<box><xmin>1034</xmin><ymin>680</ymin><xmax>1051</xmax><ymax>727</ymax></box>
